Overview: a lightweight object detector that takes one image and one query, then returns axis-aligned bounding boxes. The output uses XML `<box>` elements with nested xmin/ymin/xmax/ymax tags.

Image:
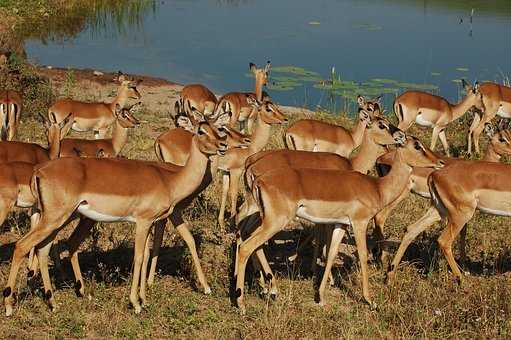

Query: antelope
<box><xmin>0</xmin><ymin>90</ymin><xmax>22</xmax><ymax>141</ymax></box>
<box><xmin>467</xmin><ymin>82</ymin><xmax>511</xmax><ymax>154</ymax></box>
<box><xmin>394</xmin><ymin>80</ymin><xmax>483</xmax><ymax>156</ymax></box>
<box><xmin>59</xmin><ymin>102</ymin><xmax>140</xmax><ymax>158</ymax></box>
<box><xmin>385</xmin><ymin>122</ymin><xmax>511</xmax><ymax>282</ymax></box>
<box><xmin>234</xmin><ymin>135</ymin><xmax>444</xmax><ymax>314</ymax></box>
<box><xmin>214</xmin><ymin>62</ymin><xmax>272</xmax><ymax>132</ymax></box>
<box><xmin>3</xmin><ymin>118</ymin><xmax>249</xmax><ymax>316</ymax></box>
<box><xmin>235</xmin><ymin>115</ymin><xmax>406</xmax><ymax>297</ymax></box>
<box><xmin>217</xmin><ymin>97</ymin><xmax>287</xmax><ymax>229</ymax></box>
<box><xmin>0</xmin><ymin>113</ymin><xmax>72</xmax><ymax>163</ymax></box>
<box><xmin>284</xmin><ymin>96</ymin><xmax>379</xmax><ymax>157</ymax></box>
<box><xmin>48</xmin><ymin>72</ymin><xmax>142</xmax><ymax>138</ymax></box>
<box><xmin>175</xmin><ymin>84</ymin><xmax>217</xmax><ymax>118</ymax></box>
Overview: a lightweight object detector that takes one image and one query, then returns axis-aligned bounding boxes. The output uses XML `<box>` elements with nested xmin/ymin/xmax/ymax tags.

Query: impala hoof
<box><xmin>204</xmin><ymin>286</ymin><xmax>212</xmax><ymax>295</ymax></box>
<box><xmin>5</xmin><ymin>305</ymin><xmax>13</xmax><ymax>317</ymax></box>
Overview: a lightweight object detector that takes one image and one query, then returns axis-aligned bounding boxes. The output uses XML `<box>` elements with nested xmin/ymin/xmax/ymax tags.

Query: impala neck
<box><xmin>451</xmin><ymin>94</ymin><xmax>476</xmax><ymax>121</ymax></box>
<box><xmin>171</xmin><ymin>137</ymin><xmax>211</xmax><ymax>202</ymax></box>
<box><xmin>254</xmin><ymin>80</ymin><xmax>264</xmax><ymax>102</ymax></box>
<box><xmin>349</xmin><ymin>119</ymin><xmax>368</xmax><ymax>151</ymax></box>
<box><xmin>111</xmin><ymin>120</ymin><xmax>129</xmax><ymax>156</ymax></box>
<box><xmin>109</xmin><ymin>86</ymin><xmax>129</xmax><ymax>113</ymax></box>
<box><xmin>376</xmin><ymin>149</ymin><xmax>412</xmax><ymax>209</ymax></box>
<box><xmin>249</xmin><ymin>115</ymin><xmax>272</xmax><ymax>153</ymax></box>
<box><xmin>482</xmin><ymin>145</ymin><xmax>501</xmax><ymax>162</ymax></box>
<box><xmin>350</xmin><ymin>133</ymin><xmax>387</xmax><ymax>174</ymax></box>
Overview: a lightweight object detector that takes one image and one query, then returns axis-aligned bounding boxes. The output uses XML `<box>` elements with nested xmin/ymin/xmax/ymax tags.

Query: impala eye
<box><xmin>499</xmin><ymin>137</ymin><xmax>506</xmax><ymax>143</ymax></box>
<box><xmin>414</xmin><ymin>142</ymin><xmax>422</xmax><ymax>150</ymax></box>
<box><xmin>378</xmin><ymin>122</ymin><xmax>385</xmax><ymax>129</ymax></box>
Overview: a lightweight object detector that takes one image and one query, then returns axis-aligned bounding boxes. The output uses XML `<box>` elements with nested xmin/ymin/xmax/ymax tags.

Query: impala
<box><xmin>394</xmin><ymin>80</ymin><xmax>483</xmax><ymax>156</ymax></box>
<box><xmin>48</xmin><ymin>71</ymin><xmax>142</xmax><ymax>138</ymax></box>
<box><xmin>0</xmin><ymin>113</ymin><xmax>71</xmax><ymax>163</ymax></box>
<box><xmin>235</xmin><ymin>115</ymin><xmax>406</xmax><ymax>297</ymax></box>
<box><xmin>234</xmin><ymin>135</ymin><xmax>444</xmax><ymax>314</ymax></box>
<box><xmin>217</xmin><ymin>97</ymin><xmax>287</xmax><ymax>228</ymax></box>
<box><xmin>284</xmin><ymin>96</ymin><xmax>379</xmax><ymax>157</ymax></box>
<box><xmin>0</xmin><ymin>90</ymin><xmax>22</xmax><ymax>141</ymax></box>
<box><xmin>2</xmin><ymin>118</ymin><xmax>249</xmax><ymax>316</ymax></box>
<box><xmin>467</xmin><ymin>82</ymin><xmax>511</xmax><ymax>154</ymax></box>
<box><xmin>59</xmin><ymin>102</ymin><xmax>140</xmax><ymax>158</ymax></box>
<box><xmin>384</xmin><ymin>122</ymin><xmax>511</xmax><ymax>281</ymax></box>
<box><xmin>175</xmin><ymin>84</ymin><xmax>217</xmax><ymax>118</ymax></box>
<box><xmin>214</xmin><ymin>62</ymin><xmax>272</xmax><ymax>132</ymax></box>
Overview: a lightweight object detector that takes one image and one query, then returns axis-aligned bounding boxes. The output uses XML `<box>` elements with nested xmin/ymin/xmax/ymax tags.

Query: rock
<box><xmin>93</xmin><ymin>70</ymin><xmax>104</xmax><ymax>76</ymax></box>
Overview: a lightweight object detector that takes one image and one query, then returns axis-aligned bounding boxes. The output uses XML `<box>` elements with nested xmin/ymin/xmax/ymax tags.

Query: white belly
<box><xmin>296</xmin><ymin>206</ymin><xmax>351</xmax><ymax>225</ymax></box>
<box><xmin>77</xmin><ymin>204</ymin><xmax>136</xmax><ymax>223</ymax></box>
<box><xmin>496</xmin><ymin>105</ymin><xmax>511</xmax><ymax>118</ymax></box>
<box><xmin>478</xmin><ymin>206</ymin><xmax>511</xmax><ymax>217</ymax></box>
<box><xmin>415</xmin><ymin>114</ymin><xmax>434</xmax><ymax>127</ymax></box>
<box><xmin>72</xmin><ymin>122</ymin><xmax>88</xmax><ymax>132</ymax></box>
<box><xmin>16</xmin><ymin>199</ymin><xmax>33</xmax><ymax>208</ymax></box>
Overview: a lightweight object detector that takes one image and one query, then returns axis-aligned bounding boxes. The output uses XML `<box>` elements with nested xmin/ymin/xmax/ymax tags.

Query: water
<box><xmin>26</xmin><ymin>0</ymin><xmax>511</xmax><ymax>112</ymax></box>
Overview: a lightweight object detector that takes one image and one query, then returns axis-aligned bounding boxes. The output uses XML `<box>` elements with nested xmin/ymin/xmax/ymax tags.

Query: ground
<box><xmin>0</xmin><ymin>64</ymin><xmax>510</xmax><ymax>339</ymax></box>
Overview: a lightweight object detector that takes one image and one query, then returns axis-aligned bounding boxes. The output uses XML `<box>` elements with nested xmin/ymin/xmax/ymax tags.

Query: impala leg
<box><xmin>386</xmin><ymin>206</ymin><xmax>441</xmax><ymax>283</ymax></box>
<box><xmin>228</xmin><ymin>169</ymin><xmax>243</xmax><ymax>225</ymax></box>
<box><xmin>130</xmin><ymin>220</ymin><xmax>152</xmax><ymax>313</ymax></box>
<box><xmin>254</xmin><ymin>247</ymin><xmax>278</xmax><ymax>298</ymax></box>
<box><xmin>374</xmin><ymin>187</ymin><xmax>410</xmax><ymax>265</ymax></box>
<box><xmin>235</xmin><ymin>220</ymin><xmax>283</xmax><ymax>315</ymax></box>
<box><xmin>147</xmin><ymin>219</ymin><xmax>166</xmax><ymax>287</ymax></box>
<box><xmin>473</xmin><ymin>111</ymin><xmax>496</xmax><ymax>155</ymax></box>
<box><xmin>218</xmin><ymin>173</ymin><xmax>230</xmax><ymax>229</ymax></box>
<box><xmin>140</xmin><ymin>230</ymin><xmax>151</xmax><ymax>306</ymax></box>
<box><xmin>467</xmin><ymin>112</ymin><xmax>480</xmax><ymax>154</ymax></box>
<box><xmin>67</xmin><ymin>217</ymin><xmax>96</xmax><ymax>298</ymax></box>
<box><xmin>438</xmin><ymin>129</ymin><xmax>450</xmax><ymax>157</ymax></box>
<box><xmin>352</xmin><ymin>220</ymin><xmax>372</xmax><ymax>306</ymax></box>
<box><xmin>37</xmin><ymin>233</ymin><xmax>58</xmax><ymax>312</ymax></box>
<box><xmin>27</xmin><ymin>212</ymin><xmax>41</xmax><ymax>278</ymax></box>
<box><xmin>430</xmin><ymin>126</ymin><xmax>441</xmax><ymax>152</ymax></box>
<box><xmin>4</xmin><ymin>213</ymin><xmax>67</xmax><ymax>316</ymax></box>
<box><xmin>437</xmin><ymin>214</ymin><xmax>472</xmax><ymax>284</ymax></box>
<box><xmin>95</xmin><ymin>129</ymin><xmax>108</xmax><ymax>139</ymax></box>
<box><xmin>289</xmin><ymin>231</ymin><xmax>314</xmax><ymax>263</ymax></box>
<box><xmin>459</xmin><ymin>225</ymin><xmax>468</xmax><ymax>265</ymax></box>
<box><xmin>175</xmin><ymin>222</ymin><xmax>211</xmax><ymax>294</ymax></box>
<box><xmin>316</xmin><ymin>226</ymin><xmax>345</xmax><ymax>306</ymax></box>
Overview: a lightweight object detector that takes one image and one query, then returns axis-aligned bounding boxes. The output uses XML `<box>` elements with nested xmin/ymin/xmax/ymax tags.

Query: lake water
<box><xmin>26</xmin><ymin>0</ymin><xmax>511</xmax><ymax>112</ymax></box>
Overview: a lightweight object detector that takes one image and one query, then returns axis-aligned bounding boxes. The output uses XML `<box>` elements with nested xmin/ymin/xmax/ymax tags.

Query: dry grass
<box><xmin>1</xmin><ymin>65</ymin><xmax>511</xmax><ymax>339</ymax></box>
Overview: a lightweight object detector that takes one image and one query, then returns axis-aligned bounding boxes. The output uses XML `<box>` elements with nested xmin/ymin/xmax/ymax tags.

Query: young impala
<box><xmin>2</xmin><ymin>118</ymin><xmax>248</xmax><ymax>316</ymax></box>
<box><xmin>284</xmin><ymin>96</ymin><xmax>380</xmax><ymax>157</ymax></box>
<box><xmin>467</xmin><ymin>82</ymin><xmax>511</xmax><ymax>154</ymax></box>
<box><xmin>0</xmin><ymin>90</ymin><xmax>22</xmax><ymax>141</ymax></box>
<box><xmin>234</xmin><ymin>134</ymin><xmax>444</xmax><ymax>314</ymax></box>
<box><xmin>58</xmin><ymin>102</ymin><xmax>140</xmax><ymax>158</ymax></box>
<box><xmin>48</xmin><ymin>71</ymin><xmax>142</xmax><ymax>138</ymax></box>
<box><xmin>394</xmin><ymin>80</ymin><xmax>483</xmax><ymax>156</ymax></box>
<box><xmin>214</xmin><ymin>62</ymin><xmax>272</xmax><ymax>132</ymax></box>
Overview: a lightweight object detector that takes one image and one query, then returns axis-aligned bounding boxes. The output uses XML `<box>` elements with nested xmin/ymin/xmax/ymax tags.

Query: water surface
<box><xmin>26</xmin><ymin>0</ymin><xmax>511</xmax><ymax>111</ymax></box>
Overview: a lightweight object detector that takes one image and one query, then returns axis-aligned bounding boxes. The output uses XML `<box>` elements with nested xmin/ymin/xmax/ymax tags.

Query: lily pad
<box><xmin>456</xmin><ymin>67</ymin><xmax>469</xmax><ymax>72</ymax></box>
<box><xmin>431</xmin><ymin>72</ymin><xmax>441</xmax><ymax>76</ymax></box>
<box><xmin>309</xmin><ymin>21</ymin><xmax>321</xmax><ymax>25</ymax></box>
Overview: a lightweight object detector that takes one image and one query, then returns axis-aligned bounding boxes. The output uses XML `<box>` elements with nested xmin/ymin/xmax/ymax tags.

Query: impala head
<box><xmin>485</xmin><ymin>121</ymin><xmax>511</xmax><ymax>156</ymax></box>
<box><xmin>357</xmin><ymin>95</ymin><xmax>383</xmax><ymax>117</ymax></box>
<box><xmin>247</xmin><ymin>97</ymin><xmax>288</xmax><ymax>124</ymax></box>
<box><xmin>116</xmin><ymin>71</ymin><xmax>142</xmax><ymax>100</ymax></box>
<box><xmin>115</xmin><ymin>102</ymin><xmax>141</xmax><ymax>128</ymax></box>
<box><xmin>365</xmin><ymin>113</ymin><xmax>404</xmax><ymax>146</ymax></box>
<box><xmin>250</xmin><ymin>61</ymin><xmax>271</xmax><ymax>89</ymax></box>
<box><xmin>207</xmin><ymin>111</ymin><xmax>251</xmax><ymax>148</ymax></box>
<box><xmin>462</xmin><ymin>79</ymin><xmax>484</xmax><ymax>111</ymax></box>
<box><xmin>195</xmin><ymin>122</ymin><xmax>229</xmax><ymax>156</ymax></box>
<box><xmin>396</xmin><ymin>136</ymin><xmax>445</xmax><ymax>169</ymax></box>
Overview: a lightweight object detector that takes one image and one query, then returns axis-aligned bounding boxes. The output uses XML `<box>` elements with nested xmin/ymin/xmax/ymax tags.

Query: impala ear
<box><xmin>375</xmin><ymin>95</ymin><xmax>383</xmax><ymax>104</ymax></box>
<box><xmin>484</xmin><ymin>123</ymin><xmax>496</xmax><ymax>138</ymax></box>
<box><xmin>264</xmin><ymin>61</ymin><xmax>271</xmax><ymax>73</ymax></box>
<box><xmin>462</xmin><ymin>79</ymin><xmax>472</xmax><ymax>92</ymax></box>
<box><xmin>358</xmin><ymin>108</ymin><xmax>370</xmax><ymax>122</ymax></box>
<box><xmin>474</xmin><ymin>81</ymin><xmax>480</xmax><ymax>93</ymax></box>
<box><xmin>39</xmin><ymin>113</ymin><xmax>50</xmax><ymax>128</ymax></box>
<box><xmin>246</xmin><ymin>96</ymin><xmax>261</xmax><ymax>108</ymax></box>
<box><xmin>115</xmin><ymin>71</ymin><xmax>126</xmax><ymax>83</ymax></box>
<box><xmin>176</xmin><ymin>115</ymin><xmax>195</xmax><ymax>132</ymax></box>
<box><xmin>213</xmin><ymin>111</ymin><xmax>231</xmax><ymax>128</ymax></box>
<box><xmin>249</xmin><ymin>62</ymin><xmax>257</xmax><ymax>73</ymax></box>
<box><xmin>96</xmin><ymin>149</ymin><xmax>106</xmax><ymax>158</ymax></box>
<box><xmin>115</xmin><ymin>103</ymin><xmax>122</xmax><ymax>115</ymax></box>
<box><xmin>497</xmin><ymin>118</ymin><xmax>507</xmax><ymax>131</ymax></box>
<box><xmin>357</xmin><ymin>95</ymin><xmax>365</xmax><ymax>107</ymax></box>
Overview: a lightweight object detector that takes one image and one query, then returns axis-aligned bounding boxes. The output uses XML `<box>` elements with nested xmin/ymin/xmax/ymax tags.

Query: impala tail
<box><xmin>285</xmin><ymin>132</ymin><xmax>297</xmax><ymax>150</ymax></box>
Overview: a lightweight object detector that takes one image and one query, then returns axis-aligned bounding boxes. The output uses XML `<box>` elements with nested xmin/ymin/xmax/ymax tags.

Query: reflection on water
<box><xmin>26</xmin><ymin>0</ymin><xmax>511</xmax><ymax>111</ymax></box>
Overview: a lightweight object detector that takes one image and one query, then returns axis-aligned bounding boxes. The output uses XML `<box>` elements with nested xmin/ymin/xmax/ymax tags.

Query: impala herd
<box><xmin>1</xmin><ymin>63</ymin><xmax>511</xmax><ymax>317</ymax></box>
